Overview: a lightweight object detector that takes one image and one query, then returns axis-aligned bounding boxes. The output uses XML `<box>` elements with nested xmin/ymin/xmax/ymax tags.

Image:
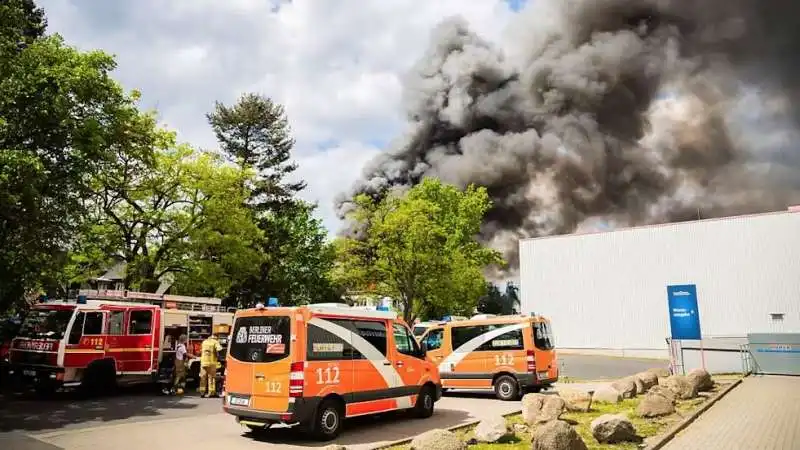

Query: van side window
<box><xmin>68</xmin><ymin>312</ymin><xmax>86</xmax><ymax>345</ymax></box>
<box><xmin>107</xmin><ymin>311</ymin><xmax>124</xmax><ymax>335</ymax></box>
<box><xmin>353</xmin><ymin>320</ymin><xmax>387</xmax><ymax>357</ymax></box>
<box><xmin>393</xmin><ymin>323</ymin><xmax>422</xmax><ymax>358</ymax></box>
<box><xmin>128</xmin><ymin>310</ymin><xmax>152</xmax><ymax>335</ymax></box>
<box><xmin>451</xmin><ymin>325</ymin><xmax>484</xmax><ymax>350</ymax></box>
<box><xmin>307</xmin><ymin>319</ymin><xmax>361</xmax><ymax>361</ymax></box>
<box><xmin>478</xmin><ymin>327</ymin><xmax>524</xmax><ymax>351</ymax></box>
<box><xmin>423</xmin><ymin>328</ymin><xmax>443</xmax><ymax>351</ymax></box>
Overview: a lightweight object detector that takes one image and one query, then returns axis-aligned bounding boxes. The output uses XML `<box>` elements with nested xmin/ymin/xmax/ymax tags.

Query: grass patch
<box><xmin>384</xmin><ymin>377</ymin><xmax>738</xmax><ymax>450</ymax></box>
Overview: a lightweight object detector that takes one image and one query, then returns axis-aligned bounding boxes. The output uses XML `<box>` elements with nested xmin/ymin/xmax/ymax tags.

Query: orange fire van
<box><xmin>222</xmin><ymin>303</ymin><xmax>442</xmax><ymax>440</ymax></box>
<box><xmin>418</xmin><ymin>314</ymin><xmax>557</xmax><ymax>401</ymax></box>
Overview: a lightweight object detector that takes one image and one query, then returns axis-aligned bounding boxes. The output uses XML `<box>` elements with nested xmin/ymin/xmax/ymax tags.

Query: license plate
<box><xmin>537</xmin><ymin>371</ymin><xmax>549</xmax><ymax>379</ymax></box>
<box><xmin>23</xmin><ymin>370</ymin><xmax>36</xmax><ymax>377</ymax></box>
<box><xmin>229</xmin><ymin>396</ymin><xmax>250</xmax><ymax>407</ymax></box>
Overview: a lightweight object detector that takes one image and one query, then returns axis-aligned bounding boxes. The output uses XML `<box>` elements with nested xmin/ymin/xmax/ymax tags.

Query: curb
<box><xmin>371</xmin><ymin>408</ymin><xmax>522</xmax><ymax>450</ymax></box>
<box><xmin>643</xmin><ymin>377</ymin><xmax>744</xmax><ymax>450</ymax></box>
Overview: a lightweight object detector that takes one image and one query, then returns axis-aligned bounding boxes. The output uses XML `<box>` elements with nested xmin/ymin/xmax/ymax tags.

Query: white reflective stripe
<box><xmin>395</xmin><ymin>395</ymin><xmax>413</xmax><ymax>409</ymax></box>
<box><xmin>438</xmin><ymin>323</ymin><xmax>529</xmax><ymax>372</ymax></box>
<box><xmin>309</xmin><ymin>317</ymin><xmax>402</xmax><ymax>388</ymax></box>
<box><xmin>290</xmin><ymin>371</ymin><xmax>304</xmax><ymax>380</ymax></box>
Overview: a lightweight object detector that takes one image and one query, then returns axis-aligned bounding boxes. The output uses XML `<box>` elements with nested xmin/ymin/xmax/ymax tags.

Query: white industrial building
<box><xmin>519</xmin><ymin>209</ymin><xmax>800</xmax><ymax>367</ymax></box>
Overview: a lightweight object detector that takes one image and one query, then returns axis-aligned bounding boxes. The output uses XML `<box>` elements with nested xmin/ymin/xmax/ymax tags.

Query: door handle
<box><xmin>382</xmin><ymin>361</ymin><xmax>392</xmax><ymax>366</ymax></box>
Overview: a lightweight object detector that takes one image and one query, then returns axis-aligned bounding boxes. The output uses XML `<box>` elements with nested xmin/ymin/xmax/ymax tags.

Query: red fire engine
<box><xmin>7</xmin><ymin>290</ymin><xmax>234</xmax><ymax>394</ymax></box>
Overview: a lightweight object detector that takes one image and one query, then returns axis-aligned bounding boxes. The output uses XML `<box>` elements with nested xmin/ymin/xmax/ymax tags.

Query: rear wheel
<box><xmin>494</xmin><ymin>375</ymin><xmax>520</xmax><ymax>401</ymax></box>
<box><xmin>310</xmin><ymin>399</ymin><xmax>343</xmax><ymax>441</ymax></box>
<box><xmin>412</xmin><ymin>386</ymin><xmax>435</xmax><ymax>418</ymax></box>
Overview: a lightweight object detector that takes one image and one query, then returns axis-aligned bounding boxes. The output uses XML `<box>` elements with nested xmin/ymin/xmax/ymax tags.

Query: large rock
<box><xmin>647</xmin><ymin>367</ymin><xmax>671</xmax><ymax>378</ymax></box>
<box><xmin>634</xmin><ymin>371</ymin><xmax>658</xmax><ymax>391</ymax></box>
<box><xmin>323</xmin><ymin>446</ymin><xmax>347</xmax><ymax>450</ymax></box>
<box><xmin>474</xmin><ymin>415</ymin><xmax>510</xmax><ymax>443</ymax></box>
<box><xmin>648</xmin><ymin>385</ymin><xmax>677</xmax><ymax>404</ymax></box>
<box><xmin>410</xmin><ymin>429</ymin><xmax>466</xmax><ymax>450</ymax></box>
<box><xmin>592</xmin><ymin>386</ymin><xmax>623</xmax><ymax>404</ymax></box>
<box><xmin>630</xmin><ymin>376</ymin><xmax>646</xmax><ymax>395</ymax></box>
<box><xmin>557</xmin><ymin>387</ymin><xmax>593</xmax><ymax>412</ymax></box>
<box><xmin>687</xmin><ymin>369</ymin><xmax>714</xmax><ymax>392</ymax></box>
<box><xmin>663</xmin><ymin>375</ymin><xmax>698</xmax><ymax>400</ymax></box>
<box><xmin>611</xmin><ymin>378</ymin><xmax>637</xmax><ymax>399</ymax></box>
<box><xmin>531</xmin><ymin>420</ymin><xmax>589</xmax><ymax>450</ymax></box>
<box><xmin>590</xmin><ymin>414</ymin><xmax>638</xmax><ymax>444</ymax></box>
<box><xmin>522</xmin><ymin>393</ymin><xmax>566</xmax><ymax>426</ymax></box>
<box><xmin>637</xmin><ymin>392</ymin><xmax>676</xmax><ymax>417</ymax></box>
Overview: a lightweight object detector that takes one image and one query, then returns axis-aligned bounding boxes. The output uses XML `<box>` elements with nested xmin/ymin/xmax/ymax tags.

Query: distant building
<box><xmin>78</xmin><ymin>257</ymin><xmax>174</xmax><ymax>295</ymax></box>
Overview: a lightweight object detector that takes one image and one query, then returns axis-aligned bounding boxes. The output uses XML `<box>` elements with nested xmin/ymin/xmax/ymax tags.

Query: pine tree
<box><xmin>207</xmin><ymin>93</ymin><xmax>306</xmax><ymax>212</ymax></box>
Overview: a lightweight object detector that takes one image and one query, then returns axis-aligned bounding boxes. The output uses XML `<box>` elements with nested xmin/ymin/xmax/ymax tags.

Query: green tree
<box><xmin>207</xmin><ymin>93</ymin><xmax>305</xmax><ymax>210</ymax></box>
<box><xmin>79</xmin><ymin>145</ymin><xmax>262</xmax><ymax>295</ymax></box>
<box><xmin>477</xmin><ymin>281</ymin><xmax>520</xmax><ymax>315</ymax></box>
<box><xmin>0</xmin><ymin>2</ymin><xmax>157</xmax><ymax>312</ymax></box>
<box><xmin>334</xmin><ymin>178</ymin><xmax>504</xmax><ymax>322</ymax></box>
<box><xmin>207</xmin><ymin>93</ymin><xmax>337</xmax><ymax>307</ymax></box>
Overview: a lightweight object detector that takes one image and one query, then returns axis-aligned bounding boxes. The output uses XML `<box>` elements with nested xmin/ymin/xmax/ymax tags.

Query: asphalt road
<box><xmin>0</xmin><ymin>354</ymin><xmax>667</xmax><ymax>449</ymax></box>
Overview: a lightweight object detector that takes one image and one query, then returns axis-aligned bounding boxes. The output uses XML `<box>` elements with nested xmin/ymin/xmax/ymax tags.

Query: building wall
<box><xmin>519</xmin><ymin>211</ymin><xmax>800</xmax><ymax>360</ymax></box>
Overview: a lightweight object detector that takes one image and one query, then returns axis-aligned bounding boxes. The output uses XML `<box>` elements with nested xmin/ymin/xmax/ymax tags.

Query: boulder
<box><xmin>648</xmin><ymin>385</ymin><xmax>677</xmax><ymax>404</ymax></box>
<box><xmin>687</xmin><ymin>369</ymin><xmax>714</xmax><ymax>392</ymax></box>
<box><xmin>630</xmin><ymin>376</ymin><xmax>645</xmax><ymax>395</ymax></box>
<box><xmin>592</xmin><ymin>386</ymin><xmax>623</xmax><ymax>404</ymax></box>
<box><xmin>531</xmin><ymin>420</ymin><xmax>589</xmax><ymax>450</ymax></box>
<box><xmin>410</xmin><ymin>429</ymin><xmax>466</xmax><ymax>450</ymax></box>
<box><xmin>611</xmin><ymin>378</ymin><xmax>637</xmax><ymax>399</ymax></box>
<box><xmin>663</xmin><ymin>375</ymin><xmax>698</xmax><ymax>400</ymax></box>
<box><xmin>637</xmin><ymin>392</ymin><xmax>676</xmax><ymax>418</ymax></box>
<box><xmin>590</xmin><ymin>414</ymin><xmax>638</xmax><ymax>444</ymax></box>
<box><xmin>647</xmin><ymin>367</ymin><xmax>671</xmax><ymax>378</ymax></box>
<box><xmin>474</xmin><ymin>415</ymin><xmax>510</xmax><ymax>443</ymax></box>
<box><xmin>557</xmin><ymin>387</ymin><xmax>593</xmax><ymax>412</ymax></box>
<box><xmin>634</xmin><ymin>371</ymin><xmax>658</xmax><ymax>391</ymax></box>
<box><xmin>522</xmin><ymin>393</ymin><xmax>566</xmax><ymax>426</ymax></box>
<box><xmin>323</xmin><ymin>446</ymin><xmax>347</xmax><ymax>450</ymax></box>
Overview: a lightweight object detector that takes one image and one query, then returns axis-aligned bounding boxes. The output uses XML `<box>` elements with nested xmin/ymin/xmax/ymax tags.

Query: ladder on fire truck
<box><xmin>74</xmin><ymin>289</ymin><xmax>236</xmax><ymax>313</ymax></box>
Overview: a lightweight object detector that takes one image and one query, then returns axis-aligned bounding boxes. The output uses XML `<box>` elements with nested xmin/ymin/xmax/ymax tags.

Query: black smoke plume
<box><xmin>336</xmin><ymin>0</ymin><xmax>800</xmax><ymax>274</ymax></box>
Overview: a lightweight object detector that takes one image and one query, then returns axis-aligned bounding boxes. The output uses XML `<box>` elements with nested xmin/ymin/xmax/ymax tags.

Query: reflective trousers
<box><xmin>198</xmin><ymin>364</ymin><xmax>217</xmax><ymax>395</ymax></box>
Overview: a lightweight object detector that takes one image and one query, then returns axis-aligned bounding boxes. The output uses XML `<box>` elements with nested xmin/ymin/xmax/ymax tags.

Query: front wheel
<box><xmin>413</xmin><ymin>386</ymin><xmax>435</xmax><ymax>418</ymax></box>
<box><xmin>310</xmin><ymin>399</ymin><xmax>343</xmax><ymax>441</ymax></box>
<box><xmin>494</xmin><ymin>375</ymin><xmax>520</xmax><ymax>401</ymax></box>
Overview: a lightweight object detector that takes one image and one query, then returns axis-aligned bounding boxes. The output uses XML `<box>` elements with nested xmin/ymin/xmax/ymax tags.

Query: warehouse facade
<box><xmin>519</xmin><ymin>210</ymin><xmax>800</xmax><ymax>360</ymax></box>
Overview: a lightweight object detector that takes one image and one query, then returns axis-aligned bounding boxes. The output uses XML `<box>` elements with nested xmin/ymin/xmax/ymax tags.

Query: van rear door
<box><xmin>227</xmin><ymin>313</ymin><xmax>292</xmax><ymax>413</ymax></box>
<box><xmin>532</xmin><ymin>320</ymin><xmax>556</xmax><ymax>380</ymax></box>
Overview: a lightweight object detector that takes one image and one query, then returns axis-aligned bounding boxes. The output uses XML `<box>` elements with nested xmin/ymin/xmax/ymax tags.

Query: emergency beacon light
<box><xmin>267</xmin><ymin>297</ymin><xmax>279</xmax><ymax>307</ymax></box>
<box><xmin>77</xmin><ymin>295</ymin><xmax>87</xmax><ymax>304</ymax></box>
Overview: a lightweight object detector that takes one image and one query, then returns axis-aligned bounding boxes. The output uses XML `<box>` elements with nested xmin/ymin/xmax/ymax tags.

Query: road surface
<box><xmin>0</xmin><ymin>354</ymin><xmax>661</xmax><ymax>449</ymax></box>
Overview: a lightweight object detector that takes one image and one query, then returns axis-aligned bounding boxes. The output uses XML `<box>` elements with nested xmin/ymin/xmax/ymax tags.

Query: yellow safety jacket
<box><xmin>200</xmin><ymin>337</ymin><xmax>222</xmax><ymax>366</ymax></box>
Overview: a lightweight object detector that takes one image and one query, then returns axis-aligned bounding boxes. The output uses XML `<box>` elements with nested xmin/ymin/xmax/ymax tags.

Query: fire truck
<box><xmin>7</xmin><ymin>290</ymin><xmax>234</xmax><ymax>394</ymax></box>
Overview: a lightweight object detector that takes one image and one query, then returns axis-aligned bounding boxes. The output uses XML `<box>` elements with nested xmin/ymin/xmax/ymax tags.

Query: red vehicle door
<box><xmin>124</xmin><ymin>306</ymin><xmax>157</xmax><ymax>373</ymax></box>
<box><xmin>64</xmin><ymin>310</ymin><xmax>108</xmax><ymax>369</ymax></box>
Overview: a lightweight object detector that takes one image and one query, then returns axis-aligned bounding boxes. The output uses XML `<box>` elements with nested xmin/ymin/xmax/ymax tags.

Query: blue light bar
<box><xmin>441</xmin><ymin>315</ymin><xmax>452</xmax><ymax>322</ymax></box>
<box><xmin>77</xmin><ymin>295</ymin><xmax>87</xmax><ymax>305</ymax></box>
<box><xmin>376</xmin><ymin>305</ymin><xmax>389</xmax><ymax>311</ymax></box>
<box><xmin>267</xmin><ymin>297</ymin><xmax>279</xmax><ymax>307</ymax></box>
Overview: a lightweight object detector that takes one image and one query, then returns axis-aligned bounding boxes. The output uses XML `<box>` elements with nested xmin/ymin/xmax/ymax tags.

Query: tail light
<box><xmin>289</xmin><ymin>361</ymin><xmax>305</xmax><ymax>397</ymax></box>
<box><xmin>526</xmin><ymin>350</ymin><xmax>536</xmax><ymax>371</ymax></box>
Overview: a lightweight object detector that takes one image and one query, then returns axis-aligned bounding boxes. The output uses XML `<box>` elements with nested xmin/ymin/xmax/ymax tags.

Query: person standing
<box><xmin>198</xmin><ymin>333</ymin><xmax>222</xmax><ymax>398</ymax></box>
<box><xmin>172</xmin><ymin>334</ymin><xmax>190</xmax><ymax>395</ymax></box>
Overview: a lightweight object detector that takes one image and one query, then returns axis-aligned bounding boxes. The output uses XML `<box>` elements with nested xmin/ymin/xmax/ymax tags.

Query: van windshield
<box><xmin>229</xmin><ymin>315</ymin><xmax>290</xmax><ymax>363</ymax></box>
<box><xmin>17</xmin><ymin>308</ymin><xmax>75</xmax><ymax>341</ymax></box>
<box><xmin>533</xmin><ymin>321</ymin><xmax>555</xmax><ymax>350</ymax></box>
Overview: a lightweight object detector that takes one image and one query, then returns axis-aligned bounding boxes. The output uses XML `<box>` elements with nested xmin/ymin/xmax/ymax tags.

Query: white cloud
<box><xmin>37</xmin><ymin>0</ymin><xmax>518</xmax><ymax>232</ymax></box>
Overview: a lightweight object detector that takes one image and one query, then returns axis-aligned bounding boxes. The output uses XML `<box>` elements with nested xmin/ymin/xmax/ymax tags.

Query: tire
<box><xmin>412</xmin><ymin>386</ymin><xmax>435</xmax><ymax>418</ymax></box>
<box><xmin>310</xmin><ymin>399</ymin><xmax>344</xmax><ymax>441</ymax></box>
<box><xmin>494</xmin><ymin>375</ymin><xmax>520</xmax><ymax>401</ymax></box>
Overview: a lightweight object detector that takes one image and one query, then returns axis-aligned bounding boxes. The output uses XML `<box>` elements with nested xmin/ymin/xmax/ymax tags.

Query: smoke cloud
<box><xmin>336</xmin><ymin>0</ymin><xmax>800</xmax><ymax>275</ymax></box>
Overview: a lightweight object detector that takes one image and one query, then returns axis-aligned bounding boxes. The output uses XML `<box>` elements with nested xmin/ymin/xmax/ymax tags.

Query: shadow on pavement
<box><xmin>245</xmin><ymin>408</ymin><xmax>472</xmax><ymax>447</ymax></box>
<box><xmin>0</xmin><ymin>384</ymin><xmax>203</xmax><ymax>433</ymax></box>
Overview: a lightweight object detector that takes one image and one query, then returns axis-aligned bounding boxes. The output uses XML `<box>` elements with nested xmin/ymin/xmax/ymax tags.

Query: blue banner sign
<box><xmin>667</xmin><ymin>284</ymin><xmax>701</xmax><ymax>340</ymax></box>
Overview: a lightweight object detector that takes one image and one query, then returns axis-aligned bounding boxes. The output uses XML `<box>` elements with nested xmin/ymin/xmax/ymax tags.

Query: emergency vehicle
<box><xmin>418</xmin><ymin>314</ymin><xmax>558</xmax><ymax>401</ymax></box>
<box><xmin>223</xmin><ymin>303</ymin><xmax>442</xmax><ymax>441</ymax></box>
<box><xmin>7</xmin><ymin>290</ymin><xmax>234</xmax><ymax>394</ymax></box>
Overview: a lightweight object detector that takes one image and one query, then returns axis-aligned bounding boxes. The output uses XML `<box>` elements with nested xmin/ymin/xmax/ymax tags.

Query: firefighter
<box><xmin>171</xmin><ymin>334</ymin><xmax>191</xmax><ymax>395</ymax></box>
<box><xmin>198</xmin><ymin>332</ymin><xmax>223</xmax><ymax>398</ymax></box>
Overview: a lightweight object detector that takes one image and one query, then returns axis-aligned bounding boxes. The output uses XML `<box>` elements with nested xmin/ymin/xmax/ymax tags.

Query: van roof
<box><xmin>235</xmin><ymin>303</ymin><xmax>399</xmax><ymax>321</ymax></box>
<box><xmin>443</xmin><ymin>314</ymin><xmax>549</xmax><ymax>327</ymax></box>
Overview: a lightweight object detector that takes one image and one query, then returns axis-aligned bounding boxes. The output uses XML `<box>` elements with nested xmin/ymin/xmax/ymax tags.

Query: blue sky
<box><xmin>38</xmin><ymin>0</ymin><xmax>526</xmax><ymax>234</ymax></box>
